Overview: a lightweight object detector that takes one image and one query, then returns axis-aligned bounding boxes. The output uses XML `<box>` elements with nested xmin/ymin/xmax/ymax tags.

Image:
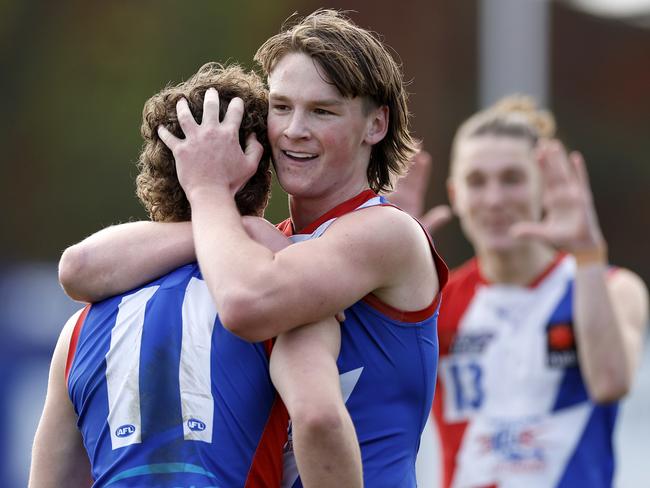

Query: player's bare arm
<box><xmin>158</xmin><ymin>89</ymin><xmax>439</xmax><ymax>341</ymax></box>
<box><xmin>58</xmin><ymin>217</ymin><xmax>297</xmax><ymax>303</ymax></box>
<box><xmin>271</xmin><ymin>319</ymin><xmax>362</xmax><ymax>487</ymax></box>
<box><xmin>511</xmin><ymin>139</ymin><xmax>649</xmax><ymax>402</ymax></box>
<box><xmin>59</xmin><ymin>221</ymin><xmax>194</xmax><ymax>302</ymax></box>
<box><xmin>211</xmin><ymin>214</ymin><xmax>365</xmax><ymax>486</ymax></box>
<box><xmin>29</xmin><ymin>311</ymin><xmax>93</xmax><ymax>488</ymax></box>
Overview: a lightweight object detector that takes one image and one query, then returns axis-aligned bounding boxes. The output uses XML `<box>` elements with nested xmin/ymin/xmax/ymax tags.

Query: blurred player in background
<box><xmin>30</xmin><ymin>62</ymin><xmax>362</xmax><ymax>488</ymax></box>
<box><xmin>402</xmin><ymin>96</ymin><xmax>648</xmax><ymax>487</ymax></box>
<box><xmin>56</xmin><ymin>10</ymin><xmax>447</xmax><ymax>486</ymax></box>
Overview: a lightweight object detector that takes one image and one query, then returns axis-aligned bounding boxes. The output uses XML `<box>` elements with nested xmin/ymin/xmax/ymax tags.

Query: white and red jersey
<box><xmin>418</xmin><ymin>254</ymin><xmax>618</xmax><ymax>488</ymax></box>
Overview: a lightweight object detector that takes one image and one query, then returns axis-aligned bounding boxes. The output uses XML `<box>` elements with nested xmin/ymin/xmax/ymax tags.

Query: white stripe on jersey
<box><xmin>106</xmin><ymin>285</ymin><xmax>159</xmax><ymax>449</ymax></box>
<box><xmin>179</xmin><ymin>277</ymin><xmax>217</xmax><ymax>442</ymax></box>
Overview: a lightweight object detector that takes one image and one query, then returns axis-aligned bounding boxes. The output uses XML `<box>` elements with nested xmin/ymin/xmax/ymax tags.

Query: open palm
<box><xmin>387</xmin><ymin>148</ymin><xmax>452</xmax><ymax>234</ymax></box>
<box><xmin>511</xmin><ymin>139</ymin><xmax>605</xmax><ymax>253</ymax></box>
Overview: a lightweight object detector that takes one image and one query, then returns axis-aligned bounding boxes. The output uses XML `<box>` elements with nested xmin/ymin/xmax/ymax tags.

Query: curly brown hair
<box><xmin>136</xmin><ymin>62</ymin><xmax>272</xmax><ymax>221</ymax></box>
<box><xmin>255</xmin><ymin>9</ymin><xmax>417</xmax><ymax>193</ymax></box>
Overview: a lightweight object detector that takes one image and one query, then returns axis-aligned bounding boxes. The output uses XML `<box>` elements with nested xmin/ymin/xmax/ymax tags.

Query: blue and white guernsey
<box><xmin>277</xmin><ymin>189</ymin><xmax>448</xmax><ymax>488</ymax></box>
<box><xmin>420</xmin><ymin>254</ymin><xmax>620</xmax><ymax>488</ymax></box>
<box><xmin>66</xmin><ymin>263</ymin><xmax>288</xmax><ymax>487</ymax></box>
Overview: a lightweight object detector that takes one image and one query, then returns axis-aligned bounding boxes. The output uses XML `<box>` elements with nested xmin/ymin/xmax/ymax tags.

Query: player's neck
<box><xmin>477</xmin><ymin>242</ymin><xmax>557</xmax><ymax>286</ymax></box>
<box><xmin>288</xmin><ymin>182</ymin><xmax>371</xmax><ymax>231</ymax></box>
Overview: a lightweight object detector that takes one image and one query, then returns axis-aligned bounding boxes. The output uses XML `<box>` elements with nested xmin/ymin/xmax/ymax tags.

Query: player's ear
<box><xmin>364</xmin><ymin>105</ymin><xmax>388</xmax><ymax>145</ymax></box>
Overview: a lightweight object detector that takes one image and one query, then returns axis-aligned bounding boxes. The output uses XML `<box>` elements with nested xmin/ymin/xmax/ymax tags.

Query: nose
<box><xmin>483</xmin><ymin>180</ymin><xmax>504</xmax><ymax>208</ymax></box>
<box><xmin>283</xmin><ymin>111</ymin><xmax>310</xmax><ymax>140</ymax></box>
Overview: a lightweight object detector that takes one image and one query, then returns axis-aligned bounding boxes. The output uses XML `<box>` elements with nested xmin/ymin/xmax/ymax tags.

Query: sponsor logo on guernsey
<box><xmin>451</xmin><ymin>332</ymin><xmax>494</xmax><ymax>354</ymax></box>
<box><xmin>479</xmin><ymin>421</ymin><xmax>546</xmax><ymax>472</ymax></box>
<box><xmin>546</xmin><ymin>322</ymin><xmax>578</xmax><ymax>368</ymax></box>
<box><xmin>187</xmin><ymin>418</ymin><xmax>206</xmax><ymax>432</ymax></box>
<box><xmin>115</xmin><ymin>424</ymin><xmax>136</xmax><ymax>438</ymax></box>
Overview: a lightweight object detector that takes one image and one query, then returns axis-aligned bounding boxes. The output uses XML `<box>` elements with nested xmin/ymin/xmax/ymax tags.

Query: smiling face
<box><xmin>267</xmin><ymin>52</ymin><xmax>387</xmax><ymax>204</ymax></box>
<box><xmin>449</xmin><ymin>135</ymin><xmax>542</xmax><ymax>254</ymax></box>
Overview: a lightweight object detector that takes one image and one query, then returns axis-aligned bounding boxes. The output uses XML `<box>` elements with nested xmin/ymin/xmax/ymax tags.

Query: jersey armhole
<box><xmin>65</xmin><ymin>304</ymin><xmax>91</xmax><ymax>385</ymax></box>
<box><xmin>360</xmin><ymin>203</ymin><xmax>449</xmax><ymax>322</ymax></box>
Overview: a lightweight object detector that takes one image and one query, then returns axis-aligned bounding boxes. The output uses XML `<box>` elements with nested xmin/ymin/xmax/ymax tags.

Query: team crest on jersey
<box><xmin>115</xmin><ymin>424</ymin><xmax>136</xmax><ymax>438</ymax></box>
<box><xmin>187</xmin><ymin>418</ymin><xmax>207</xmax><ymax>432</ymax></box>
<box><xmin>546</xmin><ymin>322</ymin><xmax>578</xmax><ymax>368</ymax></box>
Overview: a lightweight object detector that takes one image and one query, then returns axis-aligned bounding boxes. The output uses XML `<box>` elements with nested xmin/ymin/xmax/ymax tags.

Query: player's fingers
<box><xmin>335</xmin><ymin>311</ymin><xmax>346</xmax><ymax>323</ymax></box>
<box><xmin>544</xmin><ymin>139</ymin><xmax>573</xmax><ymax>187</ymax></box>
<box><xmin>157</xmin><ymin>125</ymin><xmax>179</xmax><ymax>151</ymax></box>
<box><xmin>409</xmin><ymin>149</ymin><xmax>433</xmax><ymax>181</ymax></box>
<box><xmin>569</xmin><ymin>151</ymin><xmax>589</xmax><ymax>190</ymax></box>
<box><xmin>420</xmin><ymin>205</ymin><xmax>452</xmax><ymax>235</ymax></box>
<box><xmin>569</xmin><ymin>151</ymin><xmax>598</xmax><ymax>210</ymax></box>
<box><xmin>176</xmin><ymin>98</ymin><xmax>197</xmax><ymax>135</ymax></box>
<box><xmin>510</xmin><ymin>221</ymin><xmax>552</xmax><ymax>245</ymax></box>
<box><xmin>387</xmin><ymin>148</ymin><xmax>433</xmax><ymax>212</ymax></box>
<box><xmin>244</xmin><ymin>132</ymin><xmax>264</xmax><ymax>167</ymax></box>
<box><xmin>202</xmin><ymin>87</ymin><xmax>221</xmax><ymax>125</ymax></box>
<box><xmin>223</xmin><ymin>97</ymin><xmax>245</xmax><ymax>130</ymax></box>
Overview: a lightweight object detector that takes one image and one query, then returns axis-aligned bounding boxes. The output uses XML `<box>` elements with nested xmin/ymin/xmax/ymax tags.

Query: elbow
<box><xmin>217</xmin><ymin>289</ymin><xmax>272</xmax><ymax>342</ymax></box>
<box><xmin>58</xmin><ymin>245</ymin><xmax>91</xmax><ymax>302</ymax></box>
<box><xmin>288</xmin><ymin>398</ymin><xmax>348</xmax><ymax>439</ymax></box>
<box><xmin>587</xmin><ymin>374</ymin><xmax>631</xmax><ymax>404</ymax></box>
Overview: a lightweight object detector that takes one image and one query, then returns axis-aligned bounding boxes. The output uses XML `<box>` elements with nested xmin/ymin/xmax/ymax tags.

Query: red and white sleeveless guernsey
<box><xmin>418</xmin><ymin>254</ymin><xmax>618</xmax><ymax>488</ymax></box>
<box><xmin>277</xmin><ymin>189</ymin><xmax>448</xmax><ymax>488</ymax></box>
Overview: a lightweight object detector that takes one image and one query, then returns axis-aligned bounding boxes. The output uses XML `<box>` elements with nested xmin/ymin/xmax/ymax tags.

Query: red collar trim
<box><xmin>289</xmin><ymin>189</ymin><xmax>377</xmax><ymax>236</ymax></box>
<box><xmin>476</xmin><ymin>252</ymin><xmax>567</xmax><ymax>288</ymax></box>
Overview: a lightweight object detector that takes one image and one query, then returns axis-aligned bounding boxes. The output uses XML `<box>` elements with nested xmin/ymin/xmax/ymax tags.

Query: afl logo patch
<box><xmin>115</xmin><ymin>424</ymin><xmax>136</xmax><ymax>438</ymax></box>
<box><xmin>188</xmin><ymin>418</ymin><xmax>206</xmax><ymax>431</ymax></box>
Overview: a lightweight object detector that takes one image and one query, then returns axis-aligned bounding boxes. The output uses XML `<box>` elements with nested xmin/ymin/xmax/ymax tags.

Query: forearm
<box><xmin>190</xmin><ymin>190</ymin><xmax>282</xmax><ymax>333</ymax></box>
<box><xmin>59</xmin><ymin>221</ymin><xmax>194</xmax><ymax>302</ymax></box>
<box><xmin>270</xmin><ymin>320</ymin><xmax>362</xmax><ymax>488</ymax></box>
<box><xmin>30</xmin><ymin>426</ymin><xmax>92</xmax><ymax>488</ymax></box>
<box><xmin>574</xmin><ymin>263</ymin><xmax>632</xmax><ymax>403</ymax></box>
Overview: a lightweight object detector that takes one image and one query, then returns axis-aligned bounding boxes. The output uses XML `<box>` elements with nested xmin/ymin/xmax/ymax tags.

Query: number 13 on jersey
<box><xmin>439</xmin><ymin>356</ymin><xmax>485</xmax><ymax>422</ymax></box>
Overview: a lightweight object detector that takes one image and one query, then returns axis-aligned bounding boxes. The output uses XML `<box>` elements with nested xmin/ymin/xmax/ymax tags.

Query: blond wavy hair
<box><xmin>451</xmin><ymin>94</ymin><xmax>556</xmax><ymax>167</ymax></box>
<box><xmin>136</xmin><ymin>63</ymin><xmax>272</xmax><ymax>221</ymax></box>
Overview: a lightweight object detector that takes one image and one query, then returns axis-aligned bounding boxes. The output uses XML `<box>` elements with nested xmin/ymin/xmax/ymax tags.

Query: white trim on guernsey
<box><xmin>179</xmin><ymin>277</ymin><xmax>217</xmax><ymax>442</ymax></box>
<box><xmin>106</xmin><ymin>285</ymin><xmax>159</xmax><ymax>449</ymax></box>
<box><xmin>289</xmin><ymin>196</ymin><xmax>385</xmax><ymax>243</ymax></box>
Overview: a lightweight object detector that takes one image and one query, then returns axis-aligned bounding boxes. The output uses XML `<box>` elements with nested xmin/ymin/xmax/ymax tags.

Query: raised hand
<box><xmin>157</xmin><ymin>88</ymin><xmax>264</xmax><ymax>202</ymax></box>
<box><xmin>387</xmin><ymin>147</ymin><xmax>452</xmax><ymax>234</ymax></box>
<box><xmin>511</xmin><ymin>139</ymin><xmax>606</xmax><ymax>260</ymax></box>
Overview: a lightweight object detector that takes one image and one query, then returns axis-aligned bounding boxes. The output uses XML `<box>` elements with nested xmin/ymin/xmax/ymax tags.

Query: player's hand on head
<box><xmin>510</xmin><ymin>139</ymin><xmax>606</xmax><ymax>254</ymax></box>
<box><xmin>386</xmin><ymin>146</ymin><xmax>452</xmax><ymax>235</ymax></box>
<box><xmin>157</xmin><ymin>88</ymin><xmax>264</xmax><ymax>201</ymax></box>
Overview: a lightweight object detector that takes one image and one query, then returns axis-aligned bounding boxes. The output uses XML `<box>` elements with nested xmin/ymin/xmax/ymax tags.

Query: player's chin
<box><xmin>275</xmin><ymin>171</ymin><xmax>313</xmax><ymax>197</ymax></box>
<box><xmin>478</xmin><ymin>232</ymin><xmax>520</xmax><ymax>253</ymax></box>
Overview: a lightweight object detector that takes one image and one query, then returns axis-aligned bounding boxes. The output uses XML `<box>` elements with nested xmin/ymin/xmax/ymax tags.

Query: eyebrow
<box><xmin>269</xmin><ymin>93</ymin><xmax>344</xmax><ymax>107</ymax></box>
